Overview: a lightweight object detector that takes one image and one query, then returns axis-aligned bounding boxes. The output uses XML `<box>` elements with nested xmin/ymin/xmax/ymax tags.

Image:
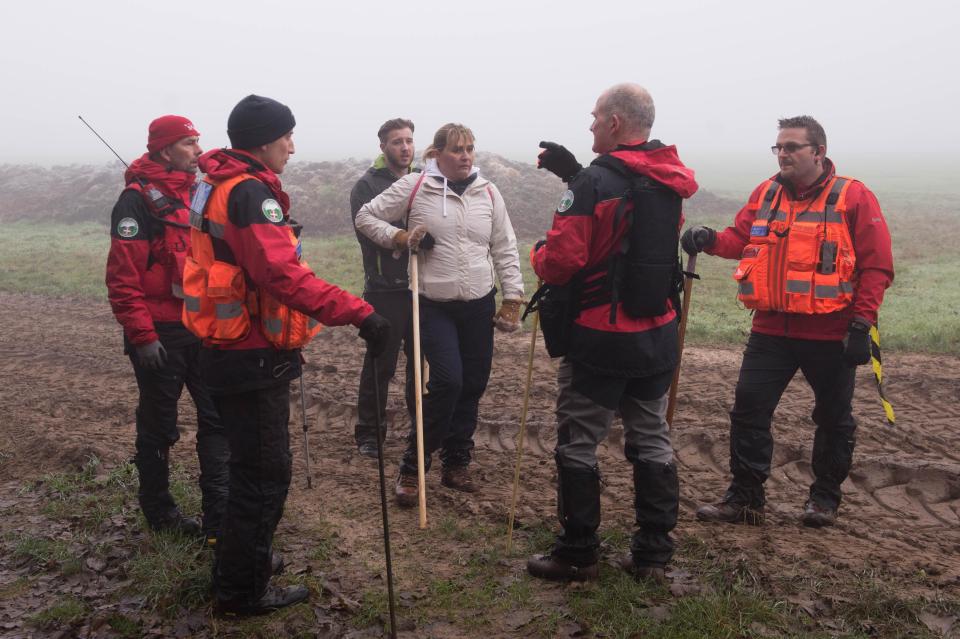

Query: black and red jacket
<box><xmin>532</xmin><ymin>140</ymin><xmax>698</xmax><ymax>377</ymax></box>
<box><xmin>105</xmin><ymin>155</ymin><xmax>195</xmax><ymax>348</ymax></box>
<box><xmin>707</xmin><ymin>159</ymin><xmax>893</xmax><ymax>340</ymax></box>
<box><xmin>196</xmin><ymin>149</ymin><xmax>374</xmax><ymax>393</ymax></box>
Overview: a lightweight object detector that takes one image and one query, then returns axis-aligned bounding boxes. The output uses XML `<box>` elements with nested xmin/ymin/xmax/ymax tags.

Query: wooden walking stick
<box><xmin>667</xmin><ymin>254</ymin><xmax>698</xmax><ymax>425</ymax></box>
<box><xmin>505</xmin><ymin>286</ymin><xmax>541</xmax><ymax>552</ymax></box>
<box><xmin>410</xmin><ymin>251</ymin><xmax>428</xmax><ymax>528</ymax></box>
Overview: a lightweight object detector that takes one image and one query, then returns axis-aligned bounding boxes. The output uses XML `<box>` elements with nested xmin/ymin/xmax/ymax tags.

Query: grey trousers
<box><xmin>555</xmin><ymin>361</ymin><xmax>674</xmax><ymax>469</ymax></box>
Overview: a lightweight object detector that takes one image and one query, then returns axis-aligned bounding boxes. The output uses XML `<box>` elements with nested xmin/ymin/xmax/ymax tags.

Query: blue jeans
<box><xmin>400</xmin><ymin>290</ymin><xmax>495</xmax><ymax>475</ymax></box>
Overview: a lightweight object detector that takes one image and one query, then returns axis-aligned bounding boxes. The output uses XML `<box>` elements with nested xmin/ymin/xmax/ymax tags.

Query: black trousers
<box><xmin>355</xmin><ymin>290</ymin><xmax>415</xmax><ymax>445</ymax></box>
<box><xmin>211</xmin><ymin>383</ymin><xmax>291</xmax><ymax>605</ymax></box>
<box><xmin>399</xmin><ymin>291</ymin><xmax>495</xmax><ymax>475</ymax></box>
<box><xmin>726</xmin><ymin>332</ymin><xmax>857</xmax><ymax>510</ymax></box>
<box><xmin>129</xmin><ymin>341</ymin><xmax>228</xmax><ymax>534</ymax></box>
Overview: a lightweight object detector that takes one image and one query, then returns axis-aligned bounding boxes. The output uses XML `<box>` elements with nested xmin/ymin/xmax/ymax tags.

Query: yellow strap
<box><xmin>870</xmin><ymin>325</ymin><xmax>895</xmax><ymax>426</ymax></box>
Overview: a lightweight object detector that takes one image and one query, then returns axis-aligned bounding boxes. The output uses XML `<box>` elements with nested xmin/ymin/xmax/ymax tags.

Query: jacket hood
<box><xmin>371</xmin><ymin>153</ymin><xmax>418</xmax><ymax>173</ymax></box>
<box><xmin>607</xmin><ymin>141</ymin><xmax>698</xmax><ymax>199</ymax></box>
<box><xmin>198</xmin><ymin>148</ymin><xmax>270</xmax><ymax>181</ymax></box>
<box><xmin>773</xmin><ymin>157</ymin><xmax>836</xmax><ymax>200</ymax></box>
<box><xmin>421</xmin><ymin>158</ymin><xmax>483</xmax><ymax>218</ymax></box>
<box><xmin>422</xmin><ymin>158</ymin><xmax>480</xmax><ymax>181</ymax></box>
<box><xmin>198</xmin><ymin>148</ymin><xmax>289</xmax><ymax>213</ymax></box>
<box><xmin>125</xmin><ymin>153</ymin><xmax>196</xmax><ymax>199</ymax></box>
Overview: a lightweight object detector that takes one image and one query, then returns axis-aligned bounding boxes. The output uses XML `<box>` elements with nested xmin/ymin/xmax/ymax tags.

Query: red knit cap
<box><xmin>147</xmin><ymin>115</ymin><xmax>200</xmax><ymax>153</ymax></box>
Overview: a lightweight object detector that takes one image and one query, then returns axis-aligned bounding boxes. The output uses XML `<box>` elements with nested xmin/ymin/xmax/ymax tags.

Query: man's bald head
<box><xmin>590</xmin><ymin>83</ymin><xmax>656</xmax><ymax>153</ymax></box>
<box><xmin>597</xmin><ymin>83</ymin><xmax>655</xmax><ymax>139</ymax></box>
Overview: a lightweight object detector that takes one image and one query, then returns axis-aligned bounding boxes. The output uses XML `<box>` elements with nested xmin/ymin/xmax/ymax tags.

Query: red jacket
<box><xmin>105</xmin><ymin>155</ymin><xmax>194</xmax><ymax>346</ymax></box>
<box><xmin>532</xmin><ymin>140</ymin><xmax>698</xmax><ymax>376</ymax></box>
<box><xmin>707</xmin><ymin>159</ymin><xmax>893</xmax><ymax>340</ymax></box>
<box><xmin>197</xmin><ymin>148</ymin><xmax>373</xmax><ymax>353</ymax></box>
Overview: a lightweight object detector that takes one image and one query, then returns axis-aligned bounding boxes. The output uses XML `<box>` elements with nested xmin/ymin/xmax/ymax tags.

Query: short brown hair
<box><xmin>377</xmin><ymin>118</ymin><xmax>414</xmax><ymax>143</ymax></box>
<box><xmin>423</xmin><ymin>123</ymin><xmax>475</xmax><ymax>160</ymax></box>
<box><xmin>778</xmin><ymin>115</ymin><xmax>826</xmax><ymax>150</ymax></box>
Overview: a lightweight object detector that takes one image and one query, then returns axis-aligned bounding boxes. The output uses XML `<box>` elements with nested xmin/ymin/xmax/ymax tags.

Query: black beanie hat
<box><xmin>227</xmin><ymin>95</ymin><xmax>296</xmax><ymax>149</ymax></box>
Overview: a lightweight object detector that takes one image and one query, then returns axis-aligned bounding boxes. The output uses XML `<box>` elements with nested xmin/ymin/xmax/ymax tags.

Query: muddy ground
<box><xmin>1</xmin><ymin>291</ymin><xmax>958</xmax><ymax>638</ymax></box>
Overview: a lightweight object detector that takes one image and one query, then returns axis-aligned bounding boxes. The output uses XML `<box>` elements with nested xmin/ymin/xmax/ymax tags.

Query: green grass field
<box><xmin>2</xmin><ymin>217</ymin><xmax>956</xmax><ymax>354</ymax></box>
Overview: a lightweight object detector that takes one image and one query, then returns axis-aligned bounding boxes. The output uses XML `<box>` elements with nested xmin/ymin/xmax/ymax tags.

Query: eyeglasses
<box><xmin>771</xmin><ymin>143</ymin><xmax>815</xmax><ymax>155</ymax></box>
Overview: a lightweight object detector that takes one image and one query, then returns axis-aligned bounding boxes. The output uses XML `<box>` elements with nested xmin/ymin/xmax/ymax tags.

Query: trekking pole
<box><xmin>299</xmin><ymin>371</ymin><xmax>313</xmax><ymax>489</ymax></box>
<box><xmin>410</xmin><ymin>252</ymin><xmax>428</xmax><ymax>528</ymax></box>
<box><xmin>666</xmin><ymin>254</ymin><xmax>698</xmax><ymax>425</ymax></box>
<box><xmin>505</xmin><ymin>283</ymin><xmax>541</xmax><ymax>552</ymax></box>
<box><xmin>371</xmin><ymin>359</ymin><xmax>398</xmax><ymax>639</ymax></box>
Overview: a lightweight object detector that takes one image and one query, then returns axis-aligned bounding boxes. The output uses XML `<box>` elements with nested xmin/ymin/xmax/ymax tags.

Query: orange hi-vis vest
<box><xmin>181</xmin><ymin>173</ymin><xmax>322</xmax><ymax>348</ymax></box>
<box><xmin>733</xmin><ymin>176</ymin><xmax>856</xmax><ymax>314</ymax></box>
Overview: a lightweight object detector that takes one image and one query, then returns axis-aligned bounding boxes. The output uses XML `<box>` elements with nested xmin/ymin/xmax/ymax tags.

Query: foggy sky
<box><xmin>2</xmin><ymin>0</ymin><xmax>957</xmax><ymax>192</ymax></box>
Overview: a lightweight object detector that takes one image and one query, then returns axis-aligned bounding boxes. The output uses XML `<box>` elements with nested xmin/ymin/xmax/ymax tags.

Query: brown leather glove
<box><xmin>392</xmin><ymin>229</ymin><xmax>410</xmax><ymax>250</ymax></box>
<box><xmin>493</xmin><ymin>298</ymin><xmax>523</xmax><ymax>333</ymax></box>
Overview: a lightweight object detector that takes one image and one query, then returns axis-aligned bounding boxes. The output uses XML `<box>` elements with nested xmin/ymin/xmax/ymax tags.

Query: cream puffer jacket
<box><xmin>355</xmin><ymin>163</ymin><xmax>524</xmax><ymax>303</ymax></box>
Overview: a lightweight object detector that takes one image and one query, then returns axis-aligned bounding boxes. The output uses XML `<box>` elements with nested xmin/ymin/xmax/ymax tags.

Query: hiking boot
<box><xmin>215</xmin><ymin>584</ymin><xmax>309</xmax><ymax>617</ymax></box>
<box><xmin>695</xmin><ymin>500</ymin><xmax>764</xmax><ymax>526</ymax></box>
<box><xmin>618</xmin><ymin>554</ymin><xmax>667</xmax><ymax>585</ymax></box>
<box><xmin>357</xmin><ymin>441</ymin><xmax>379</xmax><ymax>459</ymax></box>
<box><xmin>271</xmin><ymin>551</ymin><xmax>285</xmax><ymax>576</ymax></box>
<box><xmin>527</xmin><ymin>554</ymin><xmax>599</xmax><ymax>582</ymax></box>
<box><xmin>395</xmin><ymin>472</ymin><xmax>418</xmax><ymax>508</ymax></box>
<box><xmin>151</xmin><ymin>510</ymin><xmax>204</xmax><ymax>538</ymax></box>
<box><xmin>441</xmin><ymin>465</ymin><xmax>477</xmax><ymax>493</ymax></box>
<box><xmin>800</xmin><ymin>500</ymin><xmax>837</xmax><ymax>528</ymax></box>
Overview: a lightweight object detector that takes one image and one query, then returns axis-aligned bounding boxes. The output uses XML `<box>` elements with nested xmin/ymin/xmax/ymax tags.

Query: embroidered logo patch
<box><xmin>557</xmin><ymin>190</ymin><xmax>575</xmax><ymax>213</ymax></box>
<box><xmin>117</xmin><ymin>217</ymin><xmax>139</xmax><ymax>238</ymax></box>
<box><xmin>261</xmin><ymin>199</ymin><xmax>283</xmax><ymax>223</ymax></box>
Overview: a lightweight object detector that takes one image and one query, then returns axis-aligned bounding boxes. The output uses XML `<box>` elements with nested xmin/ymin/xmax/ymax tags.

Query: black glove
<box><xmin>359</xmin><ymin>313</ymin><xmax>392</xmax><ymax>358</ymax></box>
<box><xmin>842</xmin><ymin>318</ymin><xmax>872</xmax><ymax>366</ymax></box>
<box><xmin>136</xmin><ymin>340</ymin><xmax>167</xmax><ymax>371</ymax></box>
<box><xmin>419</xmin><ymin>232</ymin><xmax>436</xmax><ymax>251</ymax></box>
<box><xmin>537</xmin><ymin>141</ymin><xmax>583</xmax><ymax>183</ymax></box>
<box><xmin>680</xmin><ymin>225</ymin><xmax>717</xmax><ymax>255</ymax></box>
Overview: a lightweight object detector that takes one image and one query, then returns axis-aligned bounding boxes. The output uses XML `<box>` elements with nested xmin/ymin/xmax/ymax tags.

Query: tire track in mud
<box><xmin>2</xmin><ymin>291</ymin><xmax>960</xmax><ymax>609</ymax></box>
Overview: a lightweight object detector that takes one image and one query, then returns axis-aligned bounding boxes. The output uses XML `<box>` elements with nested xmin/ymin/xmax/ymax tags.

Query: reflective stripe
<box><xmin>264</xmin><ymin>317</ymin><xmax>283</xmax><ymax>335</ymax></box>
<box><xmin>786</xmin><ymin>280</ymin><xmax>811</xmax><ymax>294</ymax></box>
<box><xmin>796</xmin><ymin>210</ymin><xmax>843</xmax><ymax>224</ymax></box>
<box><xmin>738</xmin><ymin>282</ymin><xmax>755</xmax><ymax>296</ymax></box>
<box><xmin>823</xmin><ymin>177</ymin><xmax>848</xmax><ymax>216</ymax></box>
<box><xmin>839</xmin><ymin>281</ymin><xmax>853</xmax><ymax>294</ymax></box>
<box><xmin>208</xmin><ymin>220</ymin><xmax>225</xmax><ymax>239</ymax></box>
<box><xmin>307</xmin><ymin>317</ymin><xmax>319</xmax><ymax>329</ymax></box>
<box><xmin>772</xmin><ymin>210</ymin><xmax>787</xmax><ymax>222</ymax></box>
<box><xmin>216</xmin><ymin>302</ymin><xmax>243</xmax><ymax>319</ymax></box>
<box><xmin>755</xmin><ymin>182</ymin><xmax>780</xmax><ymax>219</ymax></box>
<box><xmin>171</xmin><ymin>283</ymin><xmax>184</xmax><ymax>299</ymax></box>
<box><xmin>814</xmin><ymin>285</ymin><xmax>839</xmax><ymax>298</ymax></box>
<box><xmin>184</xmin><ymin>295</ymin><xmax>201</xmax><ymax>312</ymax></box>
<box><xmin>189</xmin><ymin>209</ymin><xmax>205</xmax><ymax>230</ymax></box>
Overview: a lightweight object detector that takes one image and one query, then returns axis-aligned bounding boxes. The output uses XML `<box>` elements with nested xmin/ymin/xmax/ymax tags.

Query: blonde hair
<box><xmin>423</xmin><ymin>123</ymin><xmax>475</xmax><ymax>160</ymax></box>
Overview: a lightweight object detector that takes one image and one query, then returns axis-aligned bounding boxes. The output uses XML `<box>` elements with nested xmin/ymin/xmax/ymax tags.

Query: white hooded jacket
<box><xmin>355</xmin><ymin>160</ymin><xmax>524</xmax><ymax>303</ymax></box>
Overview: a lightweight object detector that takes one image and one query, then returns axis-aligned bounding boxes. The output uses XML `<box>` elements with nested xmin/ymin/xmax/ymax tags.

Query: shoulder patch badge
<box><xmin>261</xmin><ymin>199</ymin><xmax>283</xmax><ymax>223</ymax></box>
<box><xmin>557</xmin><ymin>189</ymin><xmax>575</xmax><ymax>213</ymax></box>
<box><xmin>117</xmin><ymin>217</ymin><xmax>139</xmax><ymax>238</ymax></box>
